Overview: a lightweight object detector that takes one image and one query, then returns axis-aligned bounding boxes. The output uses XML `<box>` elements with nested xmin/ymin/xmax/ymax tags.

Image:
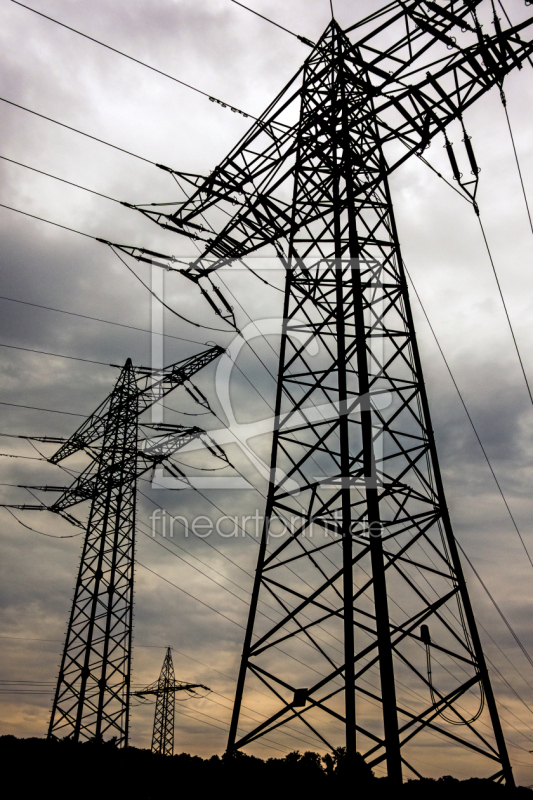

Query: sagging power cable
<box><xmin>457</xmin><ymin>540</ymin><xmax>533</xmax><ymax>671</ymax></box>
<box><xmin>477</xmin><ymin>215</ymin><xmax>533</xmax><ymax>406</ymax></box>
<box><xmin>0</xmin><ymin>96</ymin><xmax>158</xmax><ymax>166</ymax></box>
<box><xmin>109</xmin><ymin>247</ymin><xmax>231</xmax><ymax>333</ymax></box>
<box><xmin>0</xmin><ymin>294</ymin><xmax>208</xmax><ymax>348</ymax></box>
<box><xmin>440</xmin><ymin>118</ymin><xmax>533</xmax><ymax>407</ymax></box>
<box><xmin>230</xmin><ymin>1</ymin><xmax>314</xmax><ymax>46</ymax></box>
<box><xmin>499</xmin><ymin>89</ymin><xmax>533</xmax><ymax>237</ymax></box>
<box><xmin>421</xmin><ymin>623</ymin><xmax>485</xmax><ymax>726</ymax></box>
<box><xmin>0</xmin><ymin>154</ymin><xmax>120</xmax><ymax>204</ymax></box>
<box><xmin>0</xmin><ymin>202</ymin><xmax>234</xmax><ymax>334</ymax></box>
<box><xmin>405</xmin><ymin>264</ymin><xmax>533</xmax><ymax>569</ymax></box>
<box><xmin>3</xmin><ymin>506</ymin><xmax>84</xmax><ymax>539</ymax></box>
<box><xmin>12</xmin><ymin>1</ymin><xmax>252</xmax><ymax>120</ymax></box>
<box><xmin>0</xmin><ymin>341</ymin><xmax>113</xmax><ymax>367</ymax></box>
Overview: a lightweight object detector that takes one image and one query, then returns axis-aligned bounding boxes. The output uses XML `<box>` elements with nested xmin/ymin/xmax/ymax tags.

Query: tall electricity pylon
<box><xmin>10</xmin><ymin>347</ymin><xmax>222</xmax><ymax>746</ymax></box>
<box><xmin>133</xmin><ymin>647</ymin><xmax>209</xmax><ymax>756</ymax></box>
<box><xmin>106</xmin><ymin>1</ymin><xmax>533</xmax><ymax>784</ymax></box>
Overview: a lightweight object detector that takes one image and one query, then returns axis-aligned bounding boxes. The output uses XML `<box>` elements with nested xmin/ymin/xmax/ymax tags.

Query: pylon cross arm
<box><xmin>119</xmin><ymin>9</ymin><xmax>533</xmax><ymax>276</ymax></box>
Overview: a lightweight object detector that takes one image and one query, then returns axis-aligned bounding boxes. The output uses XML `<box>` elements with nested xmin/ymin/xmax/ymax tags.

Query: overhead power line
<box><xmin>230</xmin><ymin>1</ymin><xmax>314</xmax><ymax>46</ymax></box>
<box><xmin>139</xmin><ymin>473</ymin><xmax>494</xmax><ymax>723</ymax></box>
<box><xmin>172</xmin><ymin>703</ymin><xmax>286</xmax><ymax>754</ymax></box>
<box><xmin>138</xmin><ymin>561</ymin><xmax>246</xmax><ymax>631</ymax></box>
<box><xmin>0</xmin><ymin>400</ymin><xmax>85</xmax><ymax>417</ymax></box>
<box><xmin>9</xmin><ymin>145</ymin><xmax>531</xmax><ymax>599</ymax></box>
<box><xmin>3</xmin><ymin>506</ymin><xmax>84</xmax><ymax>539</ymax></box>
<box><xmin>0</xmin><ymin>453</ymin><xmax>42</xmax><ymax>461</ymax></box>
<box><xmin>141</xmin><ymin>523</ymin><xmax>347</xmax><ymax>660</ymax></box>
<box><xmin>405</xmin><ymin>264</ymin><xmax>533</xmax><ymax>570</ymax></box>
<box><xmin>0</xmin><ymin>341</ymin><xmax>113</xmax><ymax>367</ymax></box>
<box><xmin>110</xmin><ymin>247</ymin><xmax>231</xmax><ymax>333</ymax></box>
<box><xmin>0</xmin><ymin>153</ymin><xmax>199</xmax><ymax>221</ymax></box>
<box><xmin>12</xmin><ymin>1</ymin><xmax>252</xmax><ymax>120</ymax></box>
<box><xmin>8</xmin><ymin>490</ymin><xmax>533</xmax><ymax>752</ymax></box>
<box><xmin>0</xmin><ymin>204</ymin><xmax>232</xmax><ymax>333</ymax></box>
<box><xmin>418</xmin><ymin>111</ymin><xmax>533</xmax><ymax>411</ymax></box>
<box><xmin>500</xmin><ymin>97</ymin><xmax>533</xmax><ymax>237</ymax></box>
<box><xmin>140</xmin><ymin>350</ymin><xmax>533</xmax><ymax>703</ymax></box>
<box><xmin>5</xmin><ymin>4</ymin><xmax>533</xmax><ymax>772</ymax></box>
<box><xmin>477</xmin><ymin>215</ymin><xmax>533</xmax><ymax>406</ymax></box>
<box><xmin>0</xmin><ymin>634</ymin><xmax>174</xmax><ymax>647</ymax></box>
<box><xmin>0</xmin><ymin>294</ymin><xmax>207</xmax><ymax>348</ymax></box>
<box><xmin>457</xmin><ymin>541</ymin><xmax>533</xmax><ymax>671</ymax></box>
<box><xmin>0</xmin><ymin>96</ymin><xmax>158</xmax><ymax>166</ymax></box>
<box><xmin>13</xmin><ymin>442</ymin><xmax>472</xmax><ymax>692</ymax></box>
<box><xmin>0</xmin><ymin>154</ymin><xmax>120</xmax><ymax>204</ymax></box>
<box><xmin>0</xmin><ymin>202</ymin><xmax>97</xmax><ymax>240</ymax></box>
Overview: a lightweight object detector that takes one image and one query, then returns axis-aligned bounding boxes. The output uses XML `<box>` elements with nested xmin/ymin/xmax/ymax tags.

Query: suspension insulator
<box><xmin>445</xmin><ymin>139</ymin><xmax>463</xmax><ymax>182</ymax></box>
<box><xmin>463</xmin><ymin>134</ymin><xmax>480</xmax><ymax>175</ymax></box>
<box><xmin>420</xmin><ymin>624</ymin><xmax>431</xmax><ymax>645</ymax></box>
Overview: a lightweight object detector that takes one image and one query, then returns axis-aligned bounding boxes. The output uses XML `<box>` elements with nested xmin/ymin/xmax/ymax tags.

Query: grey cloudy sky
<box><xmin>1</xmin><ymin>0</ymin><xmax>533</xmax><ymax>784</ymax></box>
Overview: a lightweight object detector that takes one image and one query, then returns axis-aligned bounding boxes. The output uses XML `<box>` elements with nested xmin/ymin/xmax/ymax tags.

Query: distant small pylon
<box><xmin>133</xmin><ymin>647</ymin><xmax>209</xmax><ymax>756</ymax></box>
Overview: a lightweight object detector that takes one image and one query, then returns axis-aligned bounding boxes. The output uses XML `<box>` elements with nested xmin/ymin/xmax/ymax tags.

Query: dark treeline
<box><xmin>2</xmin><ymin>736</ymin><xmax>531</xmax><ymax>799</ymax></box>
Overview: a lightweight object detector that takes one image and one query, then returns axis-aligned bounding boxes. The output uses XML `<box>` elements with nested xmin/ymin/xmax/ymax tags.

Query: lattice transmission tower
<box><xmin>8</xmin><ymin>347</ymin><xmax>222</xmax><ymax>746</ymax></box>
<box><xmin>133</xmin><ymin>647</ymin><xmax>209</xmax><ymax>756</ymax></box>
<box><xmin>103</xmin><ymin>0</ymin><xmax>533</xmax><ymax>784</ymax></box>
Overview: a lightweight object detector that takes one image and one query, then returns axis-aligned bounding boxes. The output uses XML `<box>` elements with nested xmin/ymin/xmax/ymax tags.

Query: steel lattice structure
<box><xmin>101</xmin><ymin>0</ymin><xmax>533</xmax><ymax>784</ymax></box>
<box><xmin>133</xmin><ymin>647</ymin><xmax>208</xmax><ymax>756</ymax></box>
<box><xmin>10</xmin><ymin>347</ymin><xmax>222</xmax><ymax>746</ymax></box>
